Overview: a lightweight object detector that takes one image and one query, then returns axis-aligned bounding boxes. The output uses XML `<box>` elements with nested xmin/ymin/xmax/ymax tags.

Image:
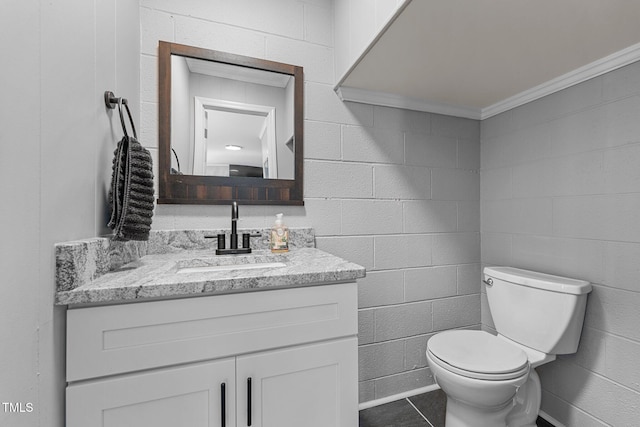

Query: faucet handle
<box><xmin>216</xmin><ymin>233</ymin><xmax>226</xmax><ymax>250</ymax></box>
<box><xmin>241</xmin><ymin>232</ymin><xmax>262</xmax><ymax>249</ymax></box>
<box><xmin>204</xmin><ymin>233</ymin><xmax>226</xmax><ymax>251</ymax></box>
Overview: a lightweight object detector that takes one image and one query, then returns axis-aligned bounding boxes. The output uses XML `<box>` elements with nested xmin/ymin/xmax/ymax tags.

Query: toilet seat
<box><xmin>427</xmin><ymin>330</ymin><xmax>529</xmax><ymax>381</ymax></box>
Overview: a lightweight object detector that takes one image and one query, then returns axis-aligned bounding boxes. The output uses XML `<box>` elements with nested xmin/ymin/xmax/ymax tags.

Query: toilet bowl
<box><xmin>426</xmin><ymin>266</ymin><xmax>592</xmax><ymax>427</ymax></box>
<box><xmin>427</xmin><ymin>330</ymin><xmax>531</xmax><ymax>427</ymax></box>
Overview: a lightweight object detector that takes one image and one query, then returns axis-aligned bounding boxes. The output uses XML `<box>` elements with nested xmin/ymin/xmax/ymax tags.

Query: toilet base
<box><xmin>506</xmin><ymin>368</ymin><xmax>541</xmax><ymax>427</ymax></box>
<box><xmin>442</xmin><ymin>368</ymin><xmax>542</xmax><ymax>427</ymax></box>
<box><xmin>445</xmin><ymin>396</ymin><xmax>514</xmax><ymax>427</ymax></box>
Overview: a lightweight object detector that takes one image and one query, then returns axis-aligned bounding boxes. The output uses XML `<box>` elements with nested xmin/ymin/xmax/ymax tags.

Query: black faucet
<box><xmin>208</xmin><ymin>201</ymin><xmax>256</xmax><ymax>255</ymax></box>
<box><xmin>230</xmin><ymin>201</ymin><xmax>239</xmax><ymax>250</ymax></box>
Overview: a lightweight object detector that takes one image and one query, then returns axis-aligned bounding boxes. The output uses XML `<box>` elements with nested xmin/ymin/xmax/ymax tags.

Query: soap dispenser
<box><xmin>270</xmin><ymin>213</ymin><xmax>289</xmax><ymax>253</ymax></box>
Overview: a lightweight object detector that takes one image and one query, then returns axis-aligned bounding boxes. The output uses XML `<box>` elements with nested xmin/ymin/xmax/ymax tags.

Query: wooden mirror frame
<box><xmin>157</xmin><ymin>41</ymin><xmax>304</xmax><ymax>205</ymax></box>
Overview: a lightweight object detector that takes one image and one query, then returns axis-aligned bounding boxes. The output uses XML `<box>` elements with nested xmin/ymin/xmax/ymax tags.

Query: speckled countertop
<box><xmin>55</xmin><ymin>229</ymin><xmax>365</xmax><ymax>306</ymax></box>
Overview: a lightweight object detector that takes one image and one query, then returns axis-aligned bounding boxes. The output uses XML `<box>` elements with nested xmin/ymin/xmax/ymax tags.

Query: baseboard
<box><xmin>358</xmin><ymin>384</ymin><xmax>440</xmax><ymax>411</ymax></box>
<box><xmin>539</xmin><ymin>410</ymin><xmax>566</xmax><ymax>427</ymax></box>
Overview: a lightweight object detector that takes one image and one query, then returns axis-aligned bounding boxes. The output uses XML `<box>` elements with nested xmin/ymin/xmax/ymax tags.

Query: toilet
<box><xmin>426</xmin><ymin>266</ymin><xmax>592</xmax><ymax>427</ymax></box>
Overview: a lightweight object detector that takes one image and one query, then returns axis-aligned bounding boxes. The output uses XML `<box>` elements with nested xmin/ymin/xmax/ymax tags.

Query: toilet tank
<box><xmin>484</xmin><ymin>266</ymin><xmax>592</xmax><ymax>355</ymax></box>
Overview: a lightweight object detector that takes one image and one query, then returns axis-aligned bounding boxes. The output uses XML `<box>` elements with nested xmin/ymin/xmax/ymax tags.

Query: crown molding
<box><xmin>481</xmin><ymin>41</ymin><xmax>640</xmax><ymax>119</ymax></box>
<box><xmin>335</xmin><ymin>42</ymin><xmax>640</xmax><ymax>121</ymax></box>
<box><xmin>336</xmin><ymin>86</ymin><xmax>482</xmax><ymax>120</ymax></box>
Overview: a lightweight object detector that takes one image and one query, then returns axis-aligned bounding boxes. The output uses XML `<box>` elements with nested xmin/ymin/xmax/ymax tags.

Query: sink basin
<box><xmin>176</xmin><ymin>262</ymin><xmax>287</xmax><ymax>275</ymax></box>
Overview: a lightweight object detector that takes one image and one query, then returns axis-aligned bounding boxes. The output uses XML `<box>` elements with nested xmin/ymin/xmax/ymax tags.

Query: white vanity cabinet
<box><xmin>65</xmin><ymin>283</ymin><xmax>358</xmax><ymax>427</ymax></box>
<box><xmin>236</xmin><ymin>338</ymin><xmax>356</xmax><ymax>427</ymax></box>
<box><xmin>67</xmin><ymin>357</ymin><xmax>236</xmax><ymax>427</ymax></box>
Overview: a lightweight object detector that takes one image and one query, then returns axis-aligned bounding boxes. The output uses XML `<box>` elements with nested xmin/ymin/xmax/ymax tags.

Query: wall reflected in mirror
<box><xmin>170</xmin><ymin>55</ymin><xmax>295</xmax><ymax>180</ymax></box>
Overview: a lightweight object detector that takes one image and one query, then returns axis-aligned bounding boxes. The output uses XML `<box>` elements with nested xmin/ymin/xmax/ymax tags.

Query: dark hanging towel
<box><xmin>107</xmin><ymin>98</ymin><xmax>154</xmax><ymax>241</ymax></box>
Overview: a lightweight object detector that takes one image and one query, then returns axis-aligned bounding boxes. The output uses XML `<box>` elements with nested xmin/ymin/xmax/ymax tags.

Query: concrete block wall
<box><xmin>481</xmin><ymin>61</ymin><xmax>640</xmax><ymax>426</ymax></box>
<box><xmin>140</xmin><ymin>0</ymin><xmax>481</xmax><ymax>404</ymax></box>
<box><xmin>332</xmin><ymin>108</ymin><xmax>481</xmax><ymax>402</ymax></box>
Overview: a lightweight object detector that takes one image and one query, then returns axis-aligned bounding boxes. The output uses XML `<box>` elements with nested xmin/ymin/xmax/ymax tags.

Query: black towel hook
<box><xmin>104</xmin><ymin>90</ymin><xmax>127</xmax><ymax>108</ymax></box>
<box><xmin>104</xmin><ymin>90</ymin><xmax>137</xmax><ymax>140</ymax></box>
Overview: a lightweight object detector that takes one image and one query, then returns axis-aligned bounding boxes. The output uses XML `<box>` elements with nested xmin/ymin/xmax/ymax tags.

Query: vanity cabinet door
<box><xmin>236</xmin><ymin>337</ymin><xmax>358</xmax><ymax>427</ymax></box>
<box><xmin>66</xmin><ymin>358</ymin><xmax>235</xmax><ymax>427</ymax></box>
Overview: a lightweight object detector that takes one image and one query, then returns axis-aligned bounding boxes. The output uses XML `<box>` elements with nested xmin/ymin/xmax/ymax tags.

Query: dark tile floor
<box><xmin>359</xmin><ymin>389</ymin><xmax>555</xmax><ymax>427</ymax></box>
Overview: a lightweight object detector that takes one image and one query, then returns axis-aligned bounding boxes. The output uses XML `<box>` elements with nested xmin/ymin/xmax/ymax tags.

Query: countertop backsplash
<box><xmin>55</xmin><ymin>228</ymin><xmax>315</xmax><ymax>294</ymax></box>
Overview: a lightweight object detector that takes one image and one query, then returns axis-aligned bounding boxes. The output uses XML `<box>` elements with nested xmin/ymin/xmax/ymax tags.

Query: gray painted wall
<box><xmin>0</xmin><ymin>1</ymin><xmax>139</xmax><ymax>425</ymax></box>
<box><xmin>481</xmin><ymin>62</ymin><xmax>640</xmax><ymax>425</ymax></box>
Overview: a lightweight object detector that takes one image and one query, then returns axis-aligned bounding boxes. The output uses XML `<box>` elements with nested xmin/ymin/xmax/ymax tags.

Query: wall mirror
<box><xmin>158</xmin><ymin>41</ymin><xmax>304</xmax><ymax>205</ymax></box>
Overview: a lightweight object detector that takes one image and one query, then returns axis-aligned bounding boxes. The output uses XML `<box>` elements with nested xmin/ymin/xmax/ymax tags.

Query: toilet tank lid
<box><xmin>484</xmin><ymin>266</ymin><xmax>592</xmax><ymax>295</ymax></box>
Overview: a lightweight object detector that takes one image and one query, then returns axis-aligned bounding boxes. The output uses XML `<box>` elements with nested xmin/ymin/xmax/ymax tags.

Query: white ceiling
<box><xmin>338</xmin><ymin>0</ymin><xmax>640</xmax><ymax>119</ymax></box>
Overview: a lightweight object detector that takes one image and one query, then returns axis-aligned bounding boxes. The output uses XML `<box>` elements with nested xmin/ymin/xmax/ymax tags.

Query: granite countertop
<box><xmin>55</xmin><ymin>229</ymin><xmax>365</xmax><ymax>306</ymax></box>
